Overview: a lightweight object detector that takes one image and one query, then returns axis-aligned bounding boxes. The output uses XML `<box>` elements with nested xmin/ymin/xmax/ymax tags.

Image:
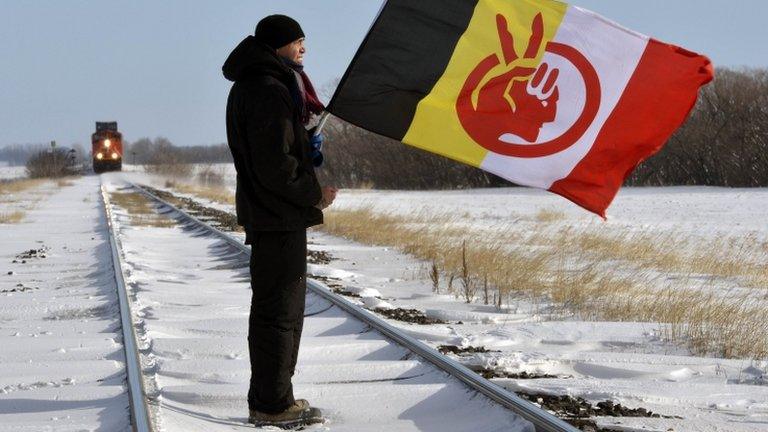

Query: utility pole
<box><xmin>50</xmin><ymin>140</ymin><xmax>57</xmax><ymax>176</ymax></box>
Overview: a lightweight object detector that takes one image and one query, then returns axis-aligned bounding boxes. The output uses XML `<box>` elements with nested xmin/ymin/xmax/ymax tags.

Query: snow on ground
<box><xmin>0</xmin><ymin>163</ymin><xmax>27</xmax><ymax>181</ymax></box>
<box><xmin>117</xmin><ymin>166</ymin><xmax>768</xmax><ymax>431</ymax></box>
<box><xmin>304</xmin><ymin>231</ymin><xmax>768</xmax><ymax>431</ymax></box>
<box><xmin>330</xmin><ymin>187</ymin><xmax>768</xmax><ymax>241</ymax></box>
<box><xmin>305</xmin><ymin>187</ymin><xmax>768</xmax><ymax>431</ymax></box>
<box><xmin>0</xmin><ymin>175</ymin><xmax>130</xmax><ymax>431</ymax></box>
<box><xmin>1</xmin><ymin>174</ymin><xmax>535</xmax><ymax>431</ymax></box>
<box><xmin>103</xmin><ymin>175</ymin><xmax>533</xmax><ymax>432</ymax></box>
<box><xmin>124</xmin><ymin>162</ymin><xmax>768</xmax><ymax>241</ymax></box>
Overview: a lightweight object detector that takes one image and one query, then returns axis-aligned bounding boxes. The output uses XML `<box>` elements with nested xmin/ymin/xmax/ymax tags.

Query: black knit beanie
<box><xmin>254</xmin><ymin>15</ymin><xmax>305</xmax><ymax>50</ymax></box>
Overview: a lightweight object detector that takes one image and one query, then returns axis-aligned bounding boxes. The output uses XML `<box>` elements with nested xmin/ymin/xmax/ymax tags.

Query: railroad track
<box><xmin>101</xmin><ymin>183</ymin><xmax>153</xmax><ymax>432</ymax></box>
<box><xmin>100</xmin><ymin>178</ymin><xmax>578</xmax><ymax>432</ymax></box>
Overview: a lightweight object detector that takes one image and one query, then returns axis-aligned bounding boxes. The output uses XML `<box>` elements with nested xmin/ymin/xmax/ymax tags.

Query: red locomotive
<box><xmin>92</xmin><ymin>121</ymin><xmax>123</xmax><ymax>173</ymax></box>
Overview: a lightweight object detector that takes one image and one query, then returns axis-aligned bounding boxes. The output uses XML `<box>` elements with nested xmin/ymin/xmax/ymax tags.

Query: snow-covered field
<box><xmin>127</xmin><ymin>162</ymin><xmax>768</xmax><ymax>239</ymax></box>
<box><xmin>303</xmin><ymin>231</ymin><xmax>768</xmax><ymax>431</ymax></box>
<box><xmin>0</xmin><ymin>173</ymin><xmax>534</xmax><ymax>431</ymax></box>
<box><xmin>0</xmin><ymin>176</ymin><xmax>131</xmax><ymax>431</ymax></box>
<box><xmin>122</xmin><ymin>165</ymin><xmax>768</xmax><ymax>431</ymax></box>
<box><xmin>2</xmin><ymin>165</ymin><xmax>767</xmax><ymax>431</ymax></box>
<box><xmin>306</xmin><ymin>189</ymin><xmax>768</xmax><ymax>431</ymax></box>
<box><xmin>103</xmin><ymin>177</ymin><xmax>531</xmax><ymax>432</ymax></box>
<box><xmin>0</xmin><ymin>162</ymin><xmax>26</xmax><ymax>180</ymax></box>
<box><xmin>331</xmin><ymin>186</ymin><xmax>768</xmax><ymax>239</ymax></box>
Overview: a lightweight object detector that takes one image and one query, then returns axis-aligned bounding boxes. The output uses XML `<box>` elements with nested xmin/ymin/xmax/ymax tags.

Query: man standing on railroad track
<box><xmin>223</xmin><ymin>14</ymin><xmax>336</xmax><ymax>429</ymax></box>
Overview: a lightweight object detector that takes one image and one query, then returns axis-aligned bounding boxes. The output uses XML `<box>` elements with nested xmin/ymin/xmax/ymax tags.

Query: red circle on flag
<box><xmin>457</xmin><ymin>42</ymin><xmax>601</xmax><ymax>158</ymax></box>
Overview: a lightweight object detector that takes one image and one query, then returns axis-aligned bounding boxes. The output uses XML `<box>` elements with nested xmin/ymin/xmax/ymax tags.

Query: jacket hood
<box><xmin>222</xmin><ymin>36</ymin><xmax>292</xmax><ymax>82</ymax></box>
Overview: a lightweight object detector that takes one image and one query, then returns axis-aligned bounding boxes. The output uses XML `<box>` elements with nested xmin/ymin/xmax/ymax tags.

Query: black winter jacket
<box><xmin>223</xmin><ymin>36</ymin><xmax>323</xmax><ymax>232</ymax></box>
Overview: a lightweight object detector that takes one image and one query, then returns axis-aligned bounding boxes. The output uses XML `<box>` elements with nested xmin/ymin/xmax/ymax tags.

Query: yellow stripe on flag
<box><xmin>402</xmin><ymin>0</ymin><xmax>568</xmax><ymax>168</ymax></box>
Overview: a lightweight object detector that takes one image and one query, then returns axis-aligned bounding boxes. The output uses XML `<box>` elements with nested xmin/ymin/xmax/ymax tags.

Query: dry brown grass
<box><xmin>684</xmin><ymin>236</ymin><xmax>768</xmax><ymax>289</ymax></box>
<box><xmin>144</xmin><ymin>161</ymin><xmax>194</xmax><ymax>178</ymax></box>
<box><xmin>0</xmin><ymin>211</ymin><xmax>25</xmax><ymax>224</ymax></box>
<box><xmin>597</xmin><ymin>282</ymin><xmax>768</xmax><ymax>359</ymax></box>
<box><xmin>321</xmin><ymin>207</ymin><xmax>768</xmax><ymax>359</ymax></box>
<box><xmin>109</xmin><ymin>192</ymin><xmax>176</xmax><ymax>228</ymax></box>
<box><xmin>0</xmin><ymin>178</ymin><xmax>46</xmax><ymax>197</ymax></box>
<box><xmin>0</xmin><ymin>179</ymin><xmax>48</xmax><ymax>219</ymax></box>
<box><xmin>164</xmin><ymin>180</ymin><xmax>235</xmax><ymax>206</ymax></box>
<box><xmin>56</xmin><ymin>178</ymin><xmax>77</xmax><ymax>187</ymax></box>
<box><xmin>534</xmin><ymin>208</ymin><xmax>566</xmax><ymax>222</ymax></box>
<box><xmin>530</xmin><ymin>228</ymin><xmax>767</xmax><ymax>290</ymax></box>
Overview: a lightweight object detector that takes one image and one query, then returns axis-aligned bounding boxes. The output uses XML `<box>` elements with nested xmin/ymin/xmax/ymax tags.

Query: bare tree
<box><xmin>628</xmin><ymin>67</ymin><xmax>768</xmax><ymax>187</ymax></box>
<box><xmin>26</xmin><ymin>148</ymin><xmax>79</xmax><ymax>178</ymax></box>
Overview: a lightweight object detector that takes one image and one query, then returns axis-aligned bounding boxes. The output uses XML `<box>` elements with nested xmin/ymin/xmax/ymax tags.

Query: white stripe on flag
<box><xmin>479</xmin><ymin>5</ymin><xmax>649</xmax><ymax>189</ymax></box>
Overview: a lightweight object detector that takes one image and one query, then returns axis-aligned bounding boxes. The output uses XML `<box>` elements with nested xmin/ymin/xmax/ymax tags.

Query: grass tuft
<box><xmin>0</xmin><ymin>178</ymin><xmax>46</xmax><ymax>198</ymax></box>
<box><xmin>110</xmin><ymin>192</ymin><xmax>176</xmax><ymax>228</ymax></box>
<box><xmin>534</xmin><ymin>208</ymin><xmax>566</xmax><ymax>222</ymax></box>
<box><xmin>56</xmin><ymin>178</ymin><xmax>76</xmax><ymax>187</ymax></box>
<box><xmin>0</xmin><ymin>211</ymin><xmax>25</xmax><ymax>224</ymax></box>
<box><xmin>162</xmin><ymin>179</ymin><xmax>234</xmax><ymax>206</ymax></box>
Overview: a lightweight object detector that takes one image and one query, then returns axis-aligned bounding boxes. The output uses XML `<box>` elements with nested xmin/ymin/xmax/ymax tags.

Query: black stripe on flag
<box><xmin>327</xmin><ymin>0</ymin><xmax>478</xmax><ymax>140</ymax></box>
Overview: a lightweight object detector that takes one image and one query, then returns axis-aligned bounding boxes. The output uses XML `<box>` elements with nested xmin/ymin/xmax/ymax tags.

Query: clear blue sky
<box><xmin>1</xmin><ymin>0</ymin><xmax>766</xmax><ymax>148</ymax></box>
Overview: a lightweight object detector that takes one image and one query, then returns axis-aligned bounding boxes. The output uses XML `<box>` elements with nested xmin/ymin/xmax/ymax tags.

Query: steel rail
<box><xmin>100</xmin><ymin>184</ymin><xmax>154</xmax><ymax>432</ymax></box>
<box><xmin>129</xmin><ymin>183</ymin><xmax>578</xmax><ymax>432</ymax></box>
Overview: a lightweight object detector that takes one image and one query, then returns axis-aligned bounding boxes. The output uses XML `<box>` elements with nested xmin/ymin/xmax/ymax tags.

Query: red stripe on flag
<box><xmin>549</xmin><ymin>40</ymin><xmax>714</xmax><ymax>218</ymax></box>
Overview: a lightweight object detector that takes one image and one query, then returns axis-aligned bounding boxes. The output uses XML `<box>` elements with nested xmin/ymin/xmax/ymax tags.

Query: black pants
<box><xmin>247</xmin><ymin>229</ymin><xmax>307</xmax><ymax>413</ymax></box>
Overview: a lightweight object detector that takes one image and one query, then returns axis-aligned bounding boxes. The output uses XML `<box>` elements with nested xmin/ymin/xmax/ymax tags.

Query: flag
<box><xmin>326</xmin><ymin>0</ymin><xmax>713</xmax><ymax>217</ymax></box>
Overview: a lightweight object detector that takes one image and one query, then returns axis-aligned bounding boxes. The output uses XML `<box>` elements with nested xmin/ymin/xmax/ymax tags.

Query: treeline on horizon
<box><xmin>125</xmin><ymin>138</ymin><xmax>232</xmax><ymax>165</ymax></box>
<box><xmin>317</xmin><ymin>67</ymin><xmax>768</xmax><ymax>189</ymax></box>
<box><xmin>2</xmin><ymin>67</ymin><xmax>765</xmax><ymax>189</ymax></box>
<box><xmin>0</xmin><ymin>139</ymin><xmax>233</xmax><ymax>167</ymax></box>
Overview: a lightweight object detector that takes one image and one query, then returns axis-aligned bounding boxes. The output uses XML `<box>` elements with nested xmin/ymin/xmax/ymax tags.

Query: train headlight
<box><xmin>96</xmin><ymin>153</ymin><xmax>104</xmax><ymax>160</ymax></box>
<box><xmin>111</xmin><ymin>152</ymin><xmax>118</xmax><ymax>160</ymax></box>
<box><xmin>104</xmin><ymin>139</ymin><xmax>111</xmax><ymax>148</ymax></box>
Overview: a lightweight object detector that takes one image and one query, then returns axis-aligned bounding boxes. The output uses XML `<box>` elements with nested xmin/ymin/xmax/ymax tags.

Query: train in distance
<box><xmin>92</xmin><ymin>121</ymin><xmax>123</xmax><ymax>173</ymax></box>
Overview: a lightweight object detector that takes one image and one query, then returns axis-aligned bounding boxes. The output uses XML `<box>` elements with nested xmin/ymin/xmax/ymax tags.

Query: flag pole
<box><xmin>313</xmin><ymin>112</ymin><xmax>330</xmax><ymax>137</ymax></box>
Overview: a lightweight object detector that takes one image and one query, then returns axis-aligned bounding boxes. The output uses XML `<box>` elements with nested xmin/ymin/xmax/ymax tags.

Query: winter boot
<box><xmin>248</xmin><ymin>399</ymin><xmax>324</xmax><ymax>429</ymax></box>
